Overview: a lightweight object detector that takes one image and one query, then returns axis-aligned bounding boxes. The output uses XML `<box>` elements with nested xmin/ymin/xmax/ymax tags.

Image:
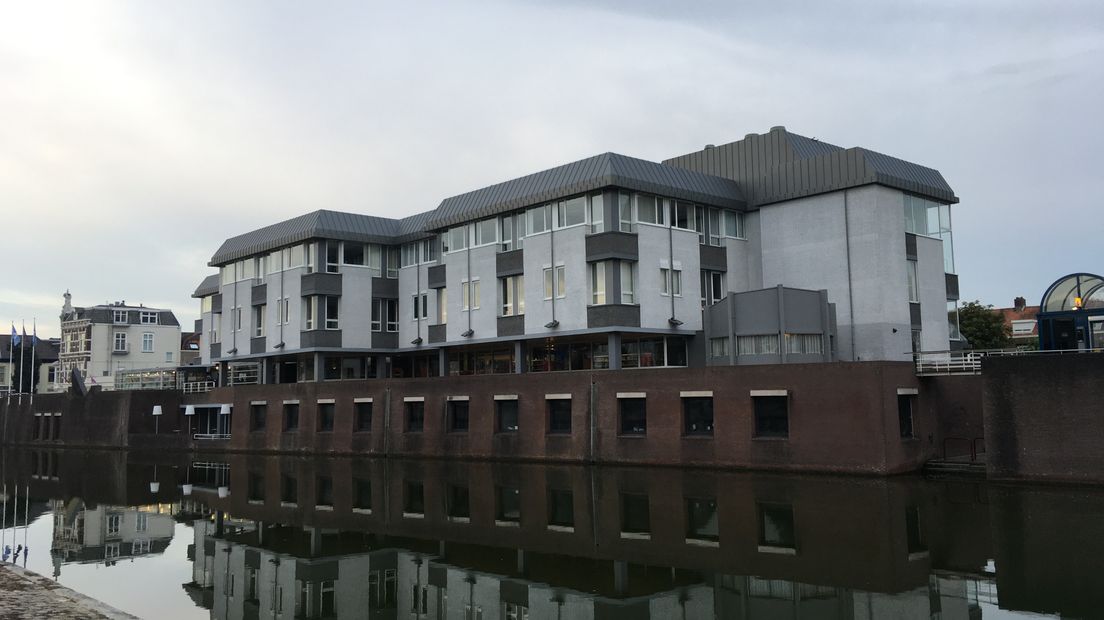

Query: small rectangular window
<box><xmin>589</xmin><ymin>262</ymin><xmax>606</xmax><ymax>305</ymax></box>
<box><xmin>386</xmin><ymin>247</ymin><xmax>400</xmax><ymax>278</ymax></box>
<box><xmin>636</xmin><ymin>194</ymin><xmax>659</xmax><ymax>225</ymax></box>
<box><xmin>437</xmin><ymin>289</ymin><xmax>448</xmax><ymax>324</ymax></box>
<box><xmin>618</xmin><ymin>191</ymin><xmax>635</xmax><ymax>232</ymax></box>
<box><xmin>682</xmin><ymin>397</ymin><xmax>713</xmax><ymax>436</ymax></box>
<box><xmin>253</xmin><ymin>305</ymin><xmax>265</xmax><ymax>337</ymax></box>
<box><xmin>354</xmin><ymin>400</ymin><xmax>373</xmax><ymax>432</ymax></box>
<box><xmin>405</xmin><ymin>401</ymin><xmax>425</xmax><ymax>433</ymax></box>
<box><xmin>141</xmin><ymin>332</ymin><xmax>154</xmax><ymax>353</ymax></box>
<box><xmin>250</xmin><ymin>403</ymin><xmax>266</xmax><ymax>432</ymax></box>
<box><xmin>620</xmin><ymin>493</ymin><xmax>650</xmax><ymax>536</ymax></box>
<box><xmin>547</xmin><ymin>399</ymin><xmax>572</xmax><ymax>434</ymax></box>
<box><xmin>555</xmin><ymin>196</ymin><xmax>586</xmax><ymax>228</ymax></box>
<box><xmin>447</xmin><ymin>400</ymin><xmax>469</xmax><ymax>433</ymax></box>
<box><xmin>317</xmin><ymin>402</ymin><xmax>335</xmax><ymax>432</ymax></box>
<box><xmin>248</xmin><ymin>472</ymin><xmax>265</xmax><ymax>502</ymax></box>
<box><xmin>324</xmin><ymin>296</ymin><xmax>339</xmax><ymax>330</ymax></box>
<box><xmin>495</xmin><ymin>399</ymin><xmax>519</xmax><ymax>433</ymax></box>
<box><xmin>283</xmin><ymin>403</ymin><xmax>299</xmax><ymax>431</ymax></box>
<box><xmin>708</xmin><ymin>208</ymin><xmax>722</xmax><ymax>246</ymax></box>
<box><xmin>386</xmin><ymin>299</ymin><xmax>398</xmax><ymax>332</ymax></box>
<box><xmin>897</xmin><ymin>394</ymin><xmax>915</xmax><ymax>439</ymax></box>
<box><xmin>620</xmin><ymin>261</ymin><xmax>636</xmax><ymax>304</ymax></box>
<box><xmin>618</xmin><ymin>398</ymin><xmax>646</xmax><ymax>435</ymax></box>
<box><xmin>326</xmin><ymin>241</ymin><xmax>340</xmax><ymax>273</ymax></box>
<box><xmin>753</xmin><ymin>394</ymin><xmax>789</xmax><ymax>438</ymax></box>
<box><xmin>907</xmin><ymin>259</ymin><xmax>919</xmax><ymax>303</ymax></box>
<box><xmin>371</xmin><ymin>299</ymin><xmax>382</xmax><ymax>332</ymax></box>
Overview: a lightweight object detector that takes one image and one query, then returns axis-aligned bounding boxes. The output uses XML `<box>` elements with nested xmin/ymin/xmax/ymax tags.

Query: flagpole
<box><xmin>17</xmin><ymin>321</ymin><xmax>25</xmax><ymax>405</ymax></box>
<box><xmin>2</xmin><ymin>482</ymin><xmax>6</xmax><ymax>561</ymax></box>
<box><xmin>30</xmin><ymin>320</ymin><xmax>36</xmax><ymax>406</ymax></box>
<box><xmin>23</xmin><ymin>484</ymin><xmax>28</xmax><ymax>567</ymax></box>
<box><xmin>5</xmin><ymin>327</ymin><xmax>11</xmax><ymax>406</ymax></box>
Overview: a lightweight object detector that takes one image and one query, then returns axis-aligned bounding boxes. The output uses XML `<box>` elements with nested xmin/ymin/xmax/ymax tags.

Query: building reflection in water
<box><xmin>7</xmin><ymin>448</ymin><xmax>1102</xmax><ymax>619</ymax></box>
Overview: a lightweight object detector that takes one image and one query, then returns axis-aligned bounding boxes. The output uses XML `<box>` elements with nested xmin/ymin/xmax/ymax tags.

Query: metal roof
<box><xmin>192</xmin><ymin>274</ymin><xmax>220</xmax><ymax>298</ymax></box>
<box><xmin>426</xmin><ymin>152</ymin><xmax>746</xmax><ymax>230</ymax></box>
<box><xmin>209</xmin><ymin>210</ymin><xmax>433</xmax><ymax>266</ymax></box>
<box><xmin>663</xmin><ymin>126</ymin><xmax>958</xmax><ymax>206</ymax></box>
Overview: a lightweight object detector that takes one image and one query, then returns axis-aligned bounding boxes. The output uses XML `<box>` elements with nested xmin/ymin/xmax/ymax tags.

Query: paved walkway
<box><xmin>0</xmin><ymin>564</ymin><xmax>139</xmax><ymax>619</ymax></box>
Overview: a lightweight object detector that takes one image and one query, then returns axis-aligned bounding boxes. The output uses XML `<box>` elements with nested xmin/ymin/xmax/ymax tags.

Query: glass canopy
<box><xmin>1040</xmin><ymin>273</ymin><xmax>1104</xmax><ymax>313</ymax></box>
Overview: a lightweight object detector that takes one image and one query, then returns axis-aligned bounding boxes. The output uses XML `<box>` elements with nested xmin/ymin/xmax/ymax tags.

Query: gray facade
<box><xmin>703</xmin><ymin>286</ymin><xmax>837</xmax><ymax>365</ymax></box>
<box><xmin>192</xmin><ymin>126</ymin><xmax>960</xmax><ymax>380</ymax></box>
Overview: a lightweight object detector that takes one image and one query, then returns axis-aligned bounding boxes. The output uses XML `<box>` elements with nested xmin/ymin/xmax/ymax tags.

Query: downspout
<box><xmin>843</xmin><ymin>190</ymin><xmax>857</xmax><ymax>361</ymax></box>
<box><xmin>668</xmin><ymin>218</ymin><xmax>676</xmax><ymax>323</ymax></box>
<box><xmin>549</xmin><ymin>221</ymin><xmax>557</xmax><ymax>325</ymax></box>
<box><xmin>465</xmin><ymin>239</ymin><xmax>473</xmax><ymax>336</ymax></box>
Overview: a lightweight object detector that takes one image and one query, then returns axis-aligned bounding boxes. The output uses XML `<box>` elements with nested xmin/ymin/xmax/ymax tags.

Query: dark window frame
<box><xmin>685</xmin><ymin>497</ymin><xmax>719</xmax><ymax>542</ymax></box>
<box><xmin>547</xmin><ymin>399</ymin><xmax>572</xmax><ymax>435</ymax></box>
<box><xmin>897</xmin><ymin>394</ymin><xmax>916</xmax><ymax>439</ymax></box>
<box><xmin>547</xmin><ymin>488</ymin><xmax>574</xmax><ymax>529</ymax></box>
<box><xmin>283</xmin><ymin>403</ymin><xmax>300</xmax><ymax>432</ymax></box>
<box><xmin>355</xmin><ymin>401</ymin><xmax>373</xmax><ymax>433</ymax></box>
<box><xmin>446</xmin><ymin>400</ymin><xmax>470</xmax><ymax>433</ymax></box>
<box><xmin>618</xmin><ymin>397</ymin><xmax>647</xmax><ymax>436</ymax></box>
<box><xmin>250</xmin><ymin>403</ymin><xmax>267</xmax><ymax>432</ymax></box>
<box><xmin>317</xmin><ymin>402</ymin><xmax>335</xmax><ymax>433</ymax></box>
<box><xmin>405</xmin><ymin>401</ymin><xmax>425</xmax><ymax>433</ymax></box>
<box><xmin>496</xmin><ymin>486</ymin><xmax>521</xmax><ymax>523</ymax></box>
<box><xmin>620</xmin><ymin>493</ymin><xmax>651</xmax><ymax>535</ymax></box>
<box><xmin>682</xmin><ymin>397</ymin><xmax>714</xmax><ymax>436</ymax></box>
<box><xmin>757</xmin><ymin>503</ymin><xmax>797</xmax><ymax>550</ymax></box>
<box><xmin>753</xmin><ymin>395</ymin><xmax>789</xmax><ymax>439</ymax></box>
<box><xmin>495</xmin><ymin>399</ymin><xmax>519</xmax><ymax>433</ymax></box>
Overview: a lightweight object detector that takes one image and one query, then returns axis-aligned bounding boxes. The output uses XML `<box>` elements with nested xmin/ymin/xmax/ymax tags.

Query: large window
<box><xmin>783</xmin><ymin>334</ymin><xmax>822</xmax><ymax>355</ymax></box>
<box><xmin>496</xmin><ymin>486</ymin><xmax>521</xmax><ymax>524</ymax></box>
<box><xmin>500</xmin><ymin>214</ymin><xmax>524</xmax><ymax>252</ymax></box>
<box><xmin>904</xmin><ymin>195</ymin><xmax>954</xmax><ymax>273</ymax></box>
<box><xmin>589</xmin><ymin>262</ymin><xmax>607</xmax><ymax>305</ymax></box>
<box><xmin>738</xmin><ymin>335</ymin><xmax>780</xmax><ymax>356</ymax></box>
<box><xmin>447</xmin><ymin>399</ymin><xmax>469</xmax><ymax>433</ymax></box>
<box><xmin>355</xmin><ymin>400</ymin><xmax>373</xmax><ymax>432</ymax></box>
<box><xmin>686</xmin><ymin>497</ymin><xmax>719</xmax><ymax>543</ymax></box>
<box><xmin>527</xmin><ymin>205</ymin><xmax>551</xmax><ymax>235</ymax></box>
<box><xmin>412</xmin><ymin>293</ymin><xmax>427</xmax><ymax>321</ymax></box>
<box><xmin>588</xmin><ymin>193</ymin><xmax>605</xmax><ymax>233</ymax></box>
<box><xmin>708</xmin><ymin>208</ymin><xmax>723</xmax><ymax>246</ymax></box>
<box><xmin>326</xmin><ymin>241</ymin><xmax>340</xmax><ymax>273</ymax></box>
<box><xmin>317</xmin><ymin>401</ymin><xmax>335</xmax><ymax>432</ymax></box>
<box><xmin>548</xmin><ymin>489</ymin><xmax>574</xmax><ymax>529</ymax></box>
<box><xmin>404</xmin><ymin>400</ymin><xmax>424</xmax><ymax>432</ymax></box>
<box><xmin>372</xmin><ymin>299</ymin><xmax>399</xmax><ymax>333</ymax></box>
<box><xmin>344</xmin><ymin>242</ymin><xmax>365</xmax><ymax>266</ymax></box>
<box><xmin>618</xmin><ymin>191</ymin><xmax>635</xmax><ymax>232</ymax></box>
<box><xmin>907</xmin><ymin>259</ymin><xmax>919</xmax><ymax>303</ymax></box>
<box><xmin>367</xmin><ymin>245</ymin><xmax>382</xmax><ymax>276</ymax></box>
<box><xmin>555</xmin><ymin>197</ymin><xmax>586</xmax><ymax>229</ymax></box>
<box><xmin>636</xmin><ymin>194</ymin><xmax>662</xmax><ymax>226</ymax></box>
<box><xmin>758</xmin><ymin>503</ymin><xmax>796</xmax><ymax>551</ymax></box>
<box><xmin>500</xmin><ymin>275</ymin><xmax>524</xmax><ymax>316</ymax></box>
<box><xmin>141</xmin><ymin>332</ymin><xmax>154</xmax><ymax>353</ymax></box>
<box><xmin>113</xmin><ymin>332</ymin><xmax>128</xmax><ymax>352</ymax></box>
<box><xmin>253</xmin><ymin>306</ymin><xmax>265</xmax><ymax>337</ymax></box>
<box><xmin>324</xmin><ymin>296</ymin><xmax>339</xmax><ymax>330</ymax></box>
<box><xmin>620</xmin><ymin>261</ymin><xmax>637</xmax><ymax>304</ymax></box>
<box><xmin>620</xmin><ymin>494</ymin><xmax>650</xmax><ymax>536</ymax></box>
<box><xmin>303</xmin><ymin>297</ymin><xmax>317</xmax><ymax>330</ymax></box>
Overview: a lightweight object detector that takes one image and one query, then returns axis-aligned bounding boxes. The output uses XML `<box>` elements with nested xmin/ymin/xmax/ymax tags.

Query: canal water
<box><xmin>0</xmin><ymin>448</ymin><xmax>1101</xmax><ymax>620</ymax></box>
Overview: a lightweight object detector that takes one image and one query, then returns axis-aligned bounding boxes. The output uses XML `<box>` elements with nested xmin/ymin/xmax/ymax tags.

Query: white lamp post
<box><xmin>151</xmin><ymin>405</ymin><xmax>163</xmax><ymax>434</ymax></box>
<box><xmin>184</xmin><ymin>405</ymin><xmax>195</xmax><ymax>439</ymax></box>
<box><xmin>219</xmin><ymin>404</ymin><xmax>231</xmax><ymax>438</ymax></box>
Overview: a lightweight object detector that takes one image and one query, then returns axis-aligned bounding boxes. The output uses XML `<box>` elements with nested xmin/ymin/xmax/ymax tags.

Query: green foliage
<box><xmin>958</xmin><ymin>300</ymin><xmax>1011</xmax><ymax>350</ymax></box>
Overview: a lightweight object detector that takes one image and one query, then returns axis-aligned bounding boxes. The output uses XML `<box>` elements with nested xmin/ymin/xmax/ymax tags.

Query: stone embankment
<box><xmin>0</xmin><ymin>564</ymin><xmax>139</xmax><ymax>619</ymax></box>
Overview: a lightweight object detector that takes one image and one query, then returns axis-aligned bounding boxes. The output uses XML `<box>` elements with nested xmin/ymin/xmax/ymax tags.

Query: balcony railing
<box><xmin>914</xmin><ymin>348</ymin><xmax>1098</xmax><ymax>376</ymax></box>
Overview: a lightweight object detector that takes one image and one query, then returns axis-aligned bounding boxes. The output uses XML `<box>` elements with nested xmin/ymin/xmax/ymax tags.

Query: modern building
<box><xmin>57</xmin><ymin>292</ymin><xmax>183</xmax><ymax>390</ymax></box>
<box><xmin>1036</xmin><ymin>272</ymin><xmax>1104</xmax><ymax>351</ymax></box>
<box><xmin>194</xmin><ymin>126</ymin><xmax>959</xmax><ymax>383</ymax></box>
<box><xmin>50</xmin><ymin>500</ymin><xmax>176</xmax><ymax>570</ymax></box>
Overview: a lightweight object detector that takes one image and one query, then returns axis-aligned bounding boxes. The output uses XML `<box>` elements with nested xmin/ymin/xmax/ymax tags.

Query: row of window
<box><xmin>220</xmin><ymin>242</ymin><xmax>408</xmax><ymax>286</ymax></box>
<box><xmin>110</xmin><ymin>331</ymin><xmax>173</xmax><ymax>359</ymax></box>
<box><xmin>441</xmin><ymin>192</ymin><xmax>747</xmax><ymax>255</ymax></box>
<box><xmin>708</xmin><ymin>334</ymin><xmax>825</xmax><ymax>358</ymax></box>
<box><xmin>246</xmin><ymin>392</ymin><xmax>918</xmax><ymax>440</ymax></box>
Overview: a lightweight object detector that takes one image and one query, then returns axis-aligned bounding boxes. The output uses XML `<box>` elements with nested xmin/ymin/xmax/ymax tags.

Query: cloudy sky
<box><xmin>2</xmin><ymin>0</ymin><xmax>1101</xmax><ymax>338</ymax></box>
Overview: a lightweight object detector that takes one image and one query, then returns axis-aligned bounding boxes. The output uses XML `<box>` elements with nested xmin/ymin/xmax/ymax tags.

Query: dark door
<box><xmin>1053</xmin><ymin>318</ymin><xmax>1078</xmax><ymax>350</ymax></box>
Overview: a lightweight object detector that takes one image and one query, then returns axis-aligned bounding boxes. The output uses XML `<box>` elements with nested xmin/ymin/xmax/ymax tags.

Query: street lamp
<box><xmin>151</xmin><ymin>405</ymin><xmax>163</xmax><ymax>434</ymax></box>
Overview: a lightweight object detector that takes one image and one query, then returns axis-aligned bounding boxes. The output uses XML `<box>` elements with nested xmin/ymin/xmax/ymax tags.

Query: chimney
<box><xmin>1014</xmin><ymin>296</ymin><xmax>1026</xmax><ymax>312</ymax></box>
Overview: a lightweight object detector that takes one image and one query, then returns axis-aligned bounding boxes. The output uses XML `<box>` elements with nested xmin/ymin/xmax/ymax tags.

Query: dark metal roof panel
<box><xmin>426</xmin><ymin>152</ymin><xmax>745</xmax><ymax>230</ymax></box>
<box><xmin>192</xmin><ymin>274</ymin><xmax>220</xmax><ymax>298</ymax></box>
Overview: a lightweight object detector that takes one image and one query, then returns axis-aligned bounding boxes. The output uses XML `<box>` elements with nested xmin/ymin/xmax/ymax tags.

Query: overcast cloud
<box><xmin>1</xmin><ymin>0</ymin><xmax>1101</xmax><ymax>337</ymax></box>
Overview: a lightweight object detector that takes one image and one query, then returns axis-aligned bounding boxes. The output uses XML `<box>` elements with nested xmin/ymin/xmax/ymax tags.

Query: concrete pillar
<box><xmin>218</xmin><ymin>362</ymin><xmax>229</xmax><ymax>387</ymax></box>
<box><xmin>516</xmin><ymin>549</ymin><xmax>526</xmax><ymax>576</ymax></box>
<box><xmin>375</xmin><ymin>356</ymin><xmax>388</xmax><ymax>379</ymax></box>
<box><xmin>215</xmin><ymin>510</ymin><xmax>225</xmax><ymax>537</ymax></box>
<box><xmin>514</xmin><ymin>341</ymin><xmax>525</xmax><ymax>374</ymax></box>
<box><xmin>607</xmin><ymin>333</ymin><xmax>622</xmax><ymax>370</ymax></box>
<box><xmin>438</xmin><ymin>349</ymin><xmax>448</xmax><ymax>377</ymax></box>
<box><xmin>438</xmin><ymin>540</ymin><xmax>446</xmax><ymax>558</ymax></box>
<box><xmin>313</xmin><ymin>353</ymin><xmax>323</xmax><ymax>382</ymax></box>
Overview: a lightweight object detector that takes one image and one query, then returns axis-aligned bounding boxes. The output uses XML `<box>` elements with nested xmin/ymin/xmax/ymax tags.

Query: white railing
<box><xmin>228</xmin><ymin>363</ymin><xmax>260</xmax><ymax>386</ymax></box>
<box><xmin>182</xmin><ymin>381</ymin><xmax>216</xmax><ymax>394</ymax></box>
<box><xmin>915</xmin><ymin>348</ymin><xmax>1098</xmax><ymax>375</ymax></box>
<box><xmin>193</xmin><ymin>433</ymin><xmax>231</xmax><ymax>441</ymax></box>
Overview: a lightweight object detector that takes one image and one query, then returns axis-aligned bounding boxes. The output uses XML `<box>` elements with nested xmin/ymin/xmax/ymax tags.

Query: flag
<box><xmin>10</xmin><ymin>325</ymin><xmax>17</xmax><ymax>348</ymax></box>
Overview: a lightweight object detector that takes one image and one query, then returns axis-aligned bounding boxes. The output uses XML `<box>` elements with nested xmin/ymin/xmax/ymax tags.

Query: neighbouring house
<box><xmin>193</xmin><ymin>126</ymin><xmax>960</xmax><ymax>383</ymax></box>
<box><xmin>995</xmin><ymin>296</ymin><xmax>1040</xmax><ymax>345</ymax></box>
<box><xmin>57</xmin><ymin>291</ymin><xmax>183</xmax><ymax>390</ymax></box>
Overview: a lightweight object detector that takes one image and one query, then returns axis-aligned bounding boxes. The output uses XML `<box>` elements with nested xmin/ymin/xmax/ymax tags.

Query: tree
<box><xmin>958</xmin><ymin>300</ymin><xmax>1011</xmax><ymax>350</ymax></box>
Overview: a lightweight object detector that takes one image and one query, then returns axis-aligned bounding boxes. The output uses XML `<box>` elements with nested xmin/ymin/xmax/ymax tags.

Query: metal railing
<box><xmin>193</xmin><ymin>433</ymin><xmax>231</xmax><ymax>441</ymax></box>
<box><xmin>914</xmin><ymin>347</ymin><xmax>1098</xmax><ymax>375</ymax></box>
<box><xmin>182</xmin><ymin>381</ymin><xmax>216</xmax><ymax>394</ymax></box>
<box><xmin>228</xmin><ymin>363</ymin><xmax>260</xmax><ymax>386</ymax></box>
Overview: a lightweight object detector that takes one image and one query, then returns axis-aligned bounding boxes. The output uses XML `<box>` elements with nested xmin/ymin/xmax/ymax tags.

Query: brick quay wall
<box><xmin>1</xmin><ymin>362</ymin><xmax>981</xmax><ymax>475</ymax></box>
